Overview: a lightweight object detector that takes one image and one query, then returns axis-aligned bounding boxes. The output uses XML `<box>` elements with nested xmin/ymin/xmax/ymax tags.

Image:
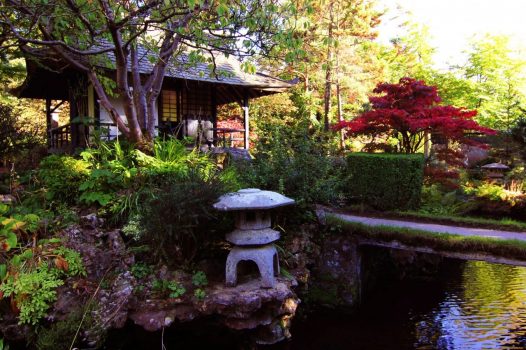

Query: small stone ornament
<box><xmin>214</xmin><ymin>188</ymin><xmax>295</xmax><ymax>288</ymax></box>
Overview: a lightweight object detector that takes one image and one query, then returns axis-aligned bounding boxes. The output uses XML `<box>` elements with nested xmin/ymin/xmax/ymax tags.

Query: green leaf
<box><xmin>0</xmin><ymin>264</ymin><xmax>6</xmax><ymax>280</ymax></box>
<box><xmin>217</xmin><ymin>3</ymin><xmax>228</xmax><ymax>17</ymax></box>
<box><xmin>5</xmin><ymin>231</ymin><xmax>16</xmax><ymax>250</ymax></box>
<box><xmin>0</xmin><ymin>204</ymin><xmax>9</xmax><ymax>215</ymax></box>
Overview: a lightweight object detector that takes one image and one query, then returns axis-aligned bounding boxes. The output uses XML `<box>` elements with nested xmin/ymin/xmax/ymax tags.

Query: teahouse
<box><xmin>14</xmin><ymin>48</ymin><xmax>295</xmax><ymax>153</ymax></box>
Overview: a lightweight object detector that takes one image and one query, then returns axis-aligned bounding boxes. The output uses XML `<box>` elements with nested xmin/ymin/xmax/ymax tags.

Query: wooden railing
<box><xmin>210</xmin><ymin>127</ymin><xmax>246</xmax><ymax>148</ymax></box>
<box><xmin>48</xmin><ymin>121</ymin><xmax>246</xmax><ymax>152</ymax></box>
<box><xmin>96</xmin><ymin>122</ymin><xmax>120</xmax><ymax>141</ymax></box>
<box><xmin>48</xmin><ymin>124</ymin><xmax>72</xmax><ymax>150</ymax></box>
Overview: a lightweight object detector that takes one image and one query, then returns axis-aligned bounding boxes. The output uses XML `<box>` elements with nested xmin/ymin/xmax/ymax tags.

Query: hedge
<box><xmin>346</xmin><ymin>153</ymin><xmax>424</xmax><ymax>210</ymax></box>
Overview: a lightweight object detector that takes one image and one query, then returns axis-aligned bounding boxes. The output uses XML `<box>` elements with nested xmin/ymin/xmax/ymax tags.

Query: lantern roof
<box><xmin>213</xmin><ymin>188</ymin><xmax>295</xmax><ymax>211</ymax></box>
<box><xmin>481</xmin><ymin>163</ymin><xmax>510</xmax><ymax>170</ymax></box>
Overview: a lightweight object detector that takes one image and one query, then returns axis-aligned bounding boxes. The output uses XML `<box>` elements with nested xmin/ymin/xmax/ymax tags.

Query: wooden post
<box><xmin>45</xmin><ymin>98</ymin><xmax>52</xmax><ymax>147</ymax></box>
<box><xmin>211</xmin><ymin>85</ymin><xmax>217</xmax><ymax>146</ymax></box>
<box><xmin>242</xmin><ymin>93</ymin><xmax>249</xmax><ymax>150</ymax></box>
<box><xmin>69</xmin><ymin>90</ymin><xmax>78</xmax><ymax>149</ymax></box>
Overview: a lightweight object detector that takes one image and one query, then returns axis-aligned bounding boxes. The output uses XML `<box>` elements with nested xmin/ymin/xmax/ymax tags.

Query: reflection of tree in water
<box><xmin>413</xmin><ymin>260</ymin><xmax>526</xmax><ymax>349</ymax></box>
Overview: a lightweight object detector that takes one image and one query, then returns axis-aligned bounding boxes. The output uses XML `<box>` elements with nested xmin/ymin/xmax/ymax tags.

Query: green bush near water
<box><xmin>346</xmin><ymin>153</ymin><xmax>424</xmax><ymax>210</ymax></box>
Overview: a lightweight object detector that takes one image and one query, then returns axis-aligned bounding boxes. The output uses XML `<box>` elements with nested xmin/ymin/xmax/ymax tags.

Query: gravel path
<box><xmin>330</xmin><ymin>213</ymin><xmax>526</xmax><ymax>242</ymax></box>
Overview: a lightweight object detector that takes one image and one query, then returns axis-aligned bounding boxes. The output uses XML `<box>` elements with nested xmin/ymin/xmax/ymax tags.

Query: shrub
<box><xmin>419</xmin><ymin>184</ymin><xmax>461</xmax><ymax>215</ymax></box>
<box><xmin>79</xmin><ymin>141</ymin><xmax>139</xmax><ymax>208</ymax></box>
<box><xmin>37</xmin><ymin>155</ymin><xmax>90</xmax><ymax>204</ymax></box>
<box><xmin>345</xmin><ymin>153</ymin><xmax>424</xmax><ymax>210</ymax></box>
<box><xmin>138</xmin><ymin>167</ymin><xmax>233</xmax><ymax>265</ymax></box>
<box><xmin>240</xmin><ymin>118</ymin><xmax>345</xmax><ymax>208</ymax></box>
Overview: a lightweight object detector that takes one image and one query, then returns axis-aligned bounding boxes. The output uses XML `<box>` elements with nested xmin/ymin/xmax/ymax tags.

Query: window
<box><xmin>161</xmin><ymin>90</ymin><xmax>178</xmax><ymax>122</ymax></box>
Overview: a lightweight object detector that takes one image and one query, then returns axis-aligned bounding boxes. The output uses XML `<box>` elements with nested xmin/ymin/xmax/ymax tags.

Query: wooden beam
<box><xmin>228</xmin><ymin>85</ymin><xmax>245</xmax><ymax>105</ymax></box>
<box><xmin>50</xmin><ymin>100</ymin><xmax>65</xmax><ymax>114</ymax></box>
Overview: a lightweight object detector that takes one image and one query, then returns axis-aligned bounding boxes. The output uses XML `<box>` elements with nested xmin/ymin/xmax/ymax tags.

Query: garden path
<box><xmin>329</xmin><ymin>213</ymin><xmax>526</xmax><ymax>242</ymax></box>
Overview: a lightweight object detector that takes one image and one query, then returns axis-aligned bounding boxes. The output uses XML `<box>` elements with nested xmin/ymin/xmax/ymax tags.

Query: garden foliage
<box><xmin>36</xmin><ymin>138</ymin><xmax>240</xmax><ymax>266</ymax></box>
<box><xmin>37</xmin><ymin>155</ymin><xmax>90</xmax><ymax>205</ymax></box>
<box><xmin>0</xmin><ymin>204</ymin><xmax>85</xmax><ymax>325</ymax></box>
<box><xmin>346</xmin><ymin>153</ymin><xmax>424</xmax><ymax>210</ymax></box>
<box><xmin>239</xmin><ymin>117</ymin><xmax>345</xmax><ymax>209</ymax></box>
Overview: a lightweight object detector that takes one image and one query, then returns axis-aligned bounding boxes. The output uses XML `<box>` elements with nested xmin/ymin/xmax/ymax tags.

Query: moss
<box><xmin>305</xmin><ymin>270</ymin><xmax>361</xmax><ymax>308</ymax></box>
<box><xmin>34</xmin><ymin>310</ymin><xmax>85</xmax><ymax>350</ymax></box>
<box><xmin>392</xmin><ymin>210</ymin><xmax>526</xmax><ymax>232</ymax></box>
<box><xmin>328</xmin><ymin>216</ymin><xmax>526</xmax><ymax>262</ymax></box>
<box><xmin>34</xmin><ymin>302</ymin><xmax>101</xmax><ymax>350</ymax></box>
<box><xmin>305</xmin><ymin>284</ymin><xmax>341</xmax><ymax>306</ymax></box>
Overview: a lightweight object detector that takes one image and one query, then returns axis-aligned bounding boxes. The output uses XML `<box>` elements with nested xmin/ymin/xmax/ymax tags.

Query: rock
<box><xmin>214</xmin><ymin>188</ymin><xmax>295</xmax><ymax>211</ymax></box>
<box><xmin>80</xmin><ymin>213</ymin><xmax>105</xmax><ymax>229</ymax></box>
<box><xmin>226</xmin><ymin>228</ymin><xmax>280</xmax><ymax>245</ymax></box>
<box><xmin>1</xmin><ymin>216</ymin><xmax>304</xmax><ymax>347</ymax></box>
<box><xmin>212</xmin><ymin>147</ymin><xmax>253</xmax><ymax>162</ymax></box>
<box><xmin>310</xmin><ymin>237</ymin><xmax>361</xmax><ymax>307</ymax></box>
<box><xmin>129</xmin><ymin>277</ymin><xmax>299</xmax><ymax>344</ymax></box>
<box><xmin>0</xmin><ymin>194</ymin><xmax>15</xmax><ymax>204</ymax></box>
<box><xmin>94</xmin><ymin>271</ymin><xmax>135</xmax><ymax>330</ymax></box>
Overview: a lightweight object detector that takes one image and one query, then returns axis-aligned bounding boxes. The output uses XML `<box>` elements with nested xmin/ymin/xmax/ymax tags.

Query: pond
<box><xmin>277</xmin><ymin>259</ymin><xmax>526</xmax><ymax>350</ymax></box>
<box><xmin>105</xmin><ymin>258</ymin><xmax>526</xmax><ymax>349</ymax></box>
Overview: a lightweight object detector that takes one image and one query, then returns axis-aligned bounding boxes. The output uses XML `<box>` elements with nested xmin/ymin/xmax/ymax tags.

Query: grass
<box><xmin>327</xmin><ymin>216</ymin><xmax>526</xmax><ymax>262</ymax></box>
<box><xmin>390</xmin><ymin>210</ymin><xmax>526</xmax><ymax>232</ymax></box>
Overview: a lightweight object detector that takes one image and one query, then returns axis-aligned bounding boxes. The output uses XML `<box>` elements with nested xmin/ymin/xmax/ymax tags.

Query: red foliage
<box><xmin>423</xmin><ymin>167</ymin><xmax>460</xmax><ymax>190</ymax></box>
<box><xmin>334</xmin><ymin>77</ymin><xmax>495</xmax><ymax>154</ymax></box>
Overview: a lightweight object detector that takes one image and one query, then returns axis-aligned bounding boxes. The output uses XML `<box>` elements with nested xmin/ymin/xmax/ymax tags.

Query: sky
<box><xmin>375</xmin><ymin>0</ymin><xmax>526</xmax><ymax>70</ymax></box>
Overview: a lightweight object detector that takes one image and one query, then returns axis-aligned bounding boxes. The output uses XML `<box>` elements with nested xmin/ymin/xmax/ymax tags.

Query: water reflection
<box><xmin>283</xmin><ymin>260</ymin><xmax>526</xmax><ymax>350</ymax></box>
<box><xmin>414</xmin><ymin>261</ymin><xmax>526</xmax><ymax>349</ymax></box>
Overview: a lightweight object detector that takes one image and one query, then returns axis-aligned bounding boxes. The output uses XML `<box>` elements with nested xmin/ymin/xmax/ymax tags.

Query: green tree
<box><xmin>379</xmin><ymin>21</ymin><xmax>436</xmax><ymax>82</ymax></box>
<box><xmin>462</xmin><ymin>35</ymin><xmax>526</xmax><ymax>130</ymax></box>
<box><xmin>283</xmin><ymin>0</ymin><xmax>382</xmax><ymax>133</ymax></box>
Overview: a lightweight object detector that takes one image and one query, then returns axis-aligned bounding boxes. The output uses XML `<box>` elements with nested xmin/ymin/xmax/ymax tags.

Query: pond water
<box><xmin>104</xmin><ymin>258</ymin><xmax>526</xmax><ymax>349</ymax></box>
<box><xmin>278</xmin><ymin>259</ymin><xmax>526</xmax><ymax>350</ymax></box>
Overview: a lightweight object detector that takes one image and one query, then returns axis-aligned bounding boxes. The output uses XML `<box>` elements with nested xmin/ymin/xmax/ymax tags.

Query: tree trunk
<box><xmin>336</xmin><ymin>82</ymin><xmax>344</xmax><ymax>148</ymax></box>
<box><xmin>323</xmin><ymin>1</ymin><xmax>334</xmax><ymax>132</ymax></box>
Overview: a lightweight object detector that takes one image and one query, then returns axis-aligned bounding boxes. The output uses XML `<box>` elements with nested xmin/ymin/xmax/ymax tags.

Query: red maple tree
<box><xmin>334</xmin><ymin>77</ymin><xmax>495</xmax><ymax>155</ymax></box>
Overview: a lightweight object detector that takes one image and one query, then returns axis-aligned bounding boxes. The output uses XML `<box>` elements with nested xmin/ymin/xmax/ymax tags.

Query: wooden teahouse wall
<box><xmin>159</xmin><ymin>80</ymin><xmax>217</xmax><ymax>141</ymax></box>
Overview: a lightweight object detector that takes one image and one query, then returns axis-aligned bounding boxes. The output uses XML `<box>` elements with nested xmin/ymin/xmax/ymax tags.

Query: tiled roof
<box><xmin>104</xmin><ymin>45</ymin><xmax>293</xmax><ymax>89</ymax></box>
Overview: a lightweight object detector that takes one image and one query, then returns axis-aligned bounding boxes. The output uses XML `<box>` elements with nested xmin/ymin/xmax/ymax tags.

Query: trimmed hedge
<box><xmin>346</xmin><ymin>153</ymin><xmax>424</xmax><ymax>210</ymax></box>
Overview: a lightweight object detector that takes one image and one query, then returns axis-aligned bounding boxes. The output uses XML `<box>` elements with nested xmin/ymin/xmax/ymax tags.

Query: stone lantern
<box><xmin>213</xmin><ymin>188</ymin><xmax>295</xmax><ymax>288</ymax></box>
<box><xmin>481</xmin><ymin>162</ymin><xmax>510</xmax><ymax>179</ymax></box>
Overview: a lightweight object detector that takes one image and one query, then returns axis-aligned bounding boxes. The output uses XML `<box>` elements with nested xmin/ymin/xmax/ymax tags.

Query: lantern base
<box><xmin>226</xmin><ymin>244</ymin><xmax>280</xmax><ymax>288</ymax></box>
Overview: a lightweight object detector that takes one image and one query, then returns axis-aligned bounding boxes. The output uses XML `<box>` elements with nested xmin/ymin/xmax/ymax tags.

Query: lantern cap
<box><xmin>213</xmin><ymin>188</ymin><xmax>295</xmax><ymax>211</ymax></box>
<box><xmin>481</xmin><ymin>162</ymin><xmax>509</xmax><ymax>170</ymax></box>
